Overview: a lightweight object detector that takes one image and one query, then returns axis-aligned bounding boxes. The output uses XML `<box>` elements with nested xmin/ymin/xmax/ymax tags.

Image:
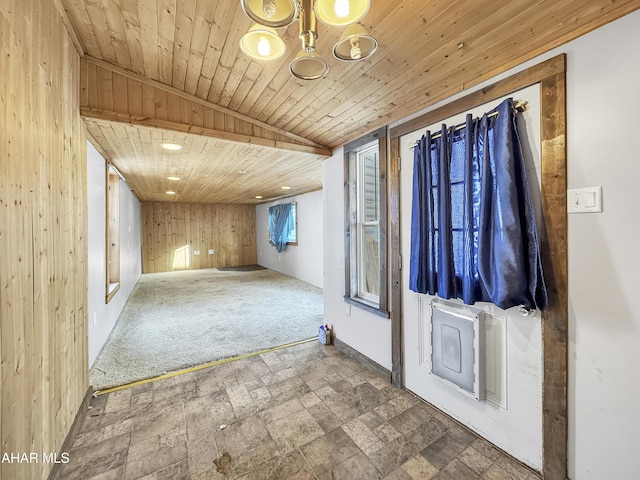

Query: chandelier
<box><xmin>239</xmin><ymin>0</ymin><xmax>378</xmax><ymax>80</ymax></box>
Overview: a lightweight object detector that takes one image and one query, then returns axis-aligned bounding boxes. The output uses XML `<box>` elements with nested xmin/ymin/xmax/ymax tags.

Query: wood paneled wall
<box><xmin>0</xmin><ymin>1</ymin><xmax>87</xmax><ymax>480</ymax></box>
<box><xmin>142</xmin><ymin>203</ymin><xmax>257</xmax><ymax>273</ymax></box>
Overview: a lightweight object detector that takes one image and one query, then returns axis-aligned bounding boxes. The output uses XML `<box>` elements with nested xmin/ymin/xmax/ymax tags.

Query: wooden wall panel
<box><xmin>141</xmin><ymin>202</ymin><xmax>257</xmax><ymax>273</ymax></box>
<box><xmin>0</xmin><ymin>1</ymin><xmax>88</xmax><ymax>479</ymax></box>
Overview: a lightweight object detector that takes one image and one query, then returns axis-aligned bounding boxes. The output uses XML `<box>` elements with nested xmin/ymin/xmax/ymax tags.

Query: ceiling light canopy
<box><xmin>239</xmin><ymin>0</ymin><xmax>376</xmax><ymax>80</ymax></box>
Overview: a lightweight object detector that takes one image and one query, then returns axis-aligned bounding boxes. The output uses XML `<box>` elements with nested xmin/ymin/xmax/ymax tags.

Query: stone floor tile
<box><xmin>314</xmin><ymin>384</ymin><xmax>337</xmax><ymax>401</ymax></box>
<box><xmin>343</xmin><ymin>374</ymin><xmax>367</xmax><ymax>388</ymax></box>
<box><xmin>373</xmin><ymin>422</ymin><xmax>402</xmax><ymax>444</ymax></box>
<box><xmin>358</xmin><ymin>410</ymin><xmax>386</xmax><ymax>430</ymax></box>
<box><xmin>86</xmin><ymin>466</ymin><xmax>126</xmax><ymax>480</ymax></box>
<box><xmin>383</xmin><ymin>468</ymin><xmax>414</xmax><ymax>480</ymax></box>
<box><xmin>250</xmin><ymin>386</ymin><xmax>272</xmax><ymax>401</ymax></box>
<box><xmin>315</xmin><ymin>412</ymin><xmax>343</xmax><ymax>433</ymax></box>
<box><xmin>230</xmin><ymin>356</ymin><xmax>272</xmax><ymax>383</ymax></box>
<box><xmin>367</xmin><ymin>433</ymin><xmax>422</xmax><ymax>476</ymax></box>
<box><xmin>323</xmin><ymin>396</ymin><xmax>362</xmax><ymax>422</ymax></box>
<box><xmin>125</xmin><ymin>428</ymin><xmax>188</xmax><ymax>479</ymax></box>
<box><xmin>342</xmin><ymin>418</ymin><xmax>385</xmax><ymax>455</ymax></box>
<box><xmin>459</xmin><ymin>446</ymin><xmax>493</xmax><ymax>474</ymax></box>
<box><xmin>151</xmin><ymin>378</ymin><xmax>197</xmax><ymax>404</ymax></box>
<box><xmin>259</xmin><ymin>397</ymin><xmax>303</xmax><ymax>424</ymax></box>
<box><xmin>241</xmin><ymin>449</ymin><xmax>316</xmax><ymax>480</ymax></box>
<box><xmin>65</xmin><ymin>343</ymin><xmax>545</xmax><ymax>480</ymax></box>
<box><xmin>470</xmin><ymin>438</ymin><xmax>502</xmax><ymax>462</ymax></box>
<box><xmin>388</xmin><ymin>405</ymin><xmax>432</xmax><ymax>434</ymax></box>
<box><xmin>104</xmin><ymin>389</ymin><xmax>133</xmax><ymax>414</ymax></box>
<box><xmin>214</xmin><ymin>414</ymin><xmax>272</xmax><ymax>458</ymax></box>
<box><xmin>332</xmin><ymin>379</ymin><xmax>353</xmax><ymax>393</ymax></box>
<box><xmin>420</xmin><ymin>428</ymin><xmax>475</xmax><ymax>470</ymax></box>
<box><xmin>227</xmin><ymin>385</ymin><xmax>254</xmax><ymax>411</ymax></box>
<box><xmin>402</xmin><ymin>416</ymin><xmax>448</xmax><ymax>452</ymax></box>
<box><xmin>195</xmin><ymin>364</ymin><xmax>239</xmax><ymax>395</ymax></box>
<box><xmin>400</xmin><ymin>455</ymin><xmax>439</xmax><ymax>480</ymax></box>
<box><xmin>300</xmin><ymin>427</ymin><xmax>362</xmax><ymax>475</ymax></box>
<box><xmin>324</xmin><ymin>451</ymin><xmax>384</xmax><ymax>480</ymax></box>
<box><xmin>130</xmin><ymin>390</ymin><xmax>154</xmax><ymax>408</ymax></box>
<box><xmin>299</xmin><ymin>391</ymin><xmax>322</xmax><ymax>408</ymax></box>
<box><xmin>267</xmin><ymin>376</ymin><xmax>311</xmax><ymax>403</ymax></box>
<box><xmin>137</xmin><ymin>459</ymin><xmax>190</xmax><ymax>480</ymax></box>
<box><xmin>434</xmin><ymin>459</ymin><xmax>482</xmax><ymax>480</ymax></box>
<box><xmin>265</xmin><ymin>409</ymin><xmax>325</xmax><ymax>453</ymax></box>
<box><xmin>62</xmin><ymin>433</ymin><xmax>130</xmax><ymax>479</ymax></box>
<box><xmin>73</xmin><ymin>429</ymin><xmax>104</xmax><ymax>449</ymax></box>
<box><xmin>494</xmin><ymin>455</ymin><xmax>541</xmax><ymax>480</ymax></box>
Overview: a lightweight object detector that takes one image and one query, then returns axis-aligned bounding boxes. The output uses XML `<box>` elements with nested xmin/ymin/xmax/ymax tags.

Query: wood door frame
<box><xmin>388</xmin><ymin>54</ymin><xmax>568</xmax><ymax>479</ymax></box>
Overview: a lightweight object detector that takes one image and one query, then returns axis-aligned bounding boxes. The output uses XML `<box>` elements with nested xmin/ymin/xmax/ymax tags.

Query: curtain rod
<box><xmin>410</xmin><ymin>101</ymin><xmax>527</xmax><ymax>148</ymax></box>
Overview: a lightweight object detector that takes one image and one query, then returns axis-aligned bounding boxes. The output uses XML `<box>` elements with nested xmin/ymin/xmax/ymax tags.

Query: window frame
<box><xmin>344</xmin><ymin>127</ymin><xmax>389</xmax><ymax>317</ymax></box>
<box><xmin>106</xmin><ymin>164</ymin><xmax>120</xmax><ymax>303</ymax></box>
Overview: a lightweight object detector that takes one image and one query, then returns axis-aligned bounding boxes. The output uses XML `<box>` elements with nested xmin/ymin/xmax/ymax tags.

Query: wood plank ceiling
<box><xmin>61</xmin><ymin>0</ymin><xmax>639</xmax><ymax>204</ymax></box>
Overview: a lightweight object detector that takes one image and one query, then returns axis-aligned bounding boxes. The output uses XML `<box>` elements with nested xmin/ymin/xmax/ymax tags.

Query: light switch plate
<box><xmin>567</xmin><ymin>186</ymin><xmax>602</xmax><ymax>213</ymax></box>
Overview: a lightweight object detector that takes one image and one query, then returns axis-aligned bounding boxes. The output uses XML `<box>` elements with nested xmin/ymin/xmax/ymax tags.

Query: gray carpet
<box><xmin>90</xmin><ymin>268</ymin><xmax>323</xmax><ymax>390</ymax></box>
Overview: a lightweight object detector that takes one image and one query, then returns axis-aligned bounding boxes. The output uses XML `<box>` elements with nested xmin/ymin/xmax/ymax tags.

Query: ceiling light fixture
<box><xmin>255</xmin><ymin>195</ymin><xmax>263</xmax><ymax>199</ymax></box>
<box><xmin>166</xmin><ymin>176</ymin><xmax>181</xmax><ymax>181</ymax></box>
<box><xmin>239</xmin><ymin>0</ymin><xmax>375</xmax><ymax>80</ymax></box>
<box><xmin>160</xmin><ymin>142</ymin><xmax>183</xmax><ymax>151</ymax></box>
<box><xmin>166</xmin><ymin>191</ymin><xmax>176</xmax><ymax>195</ymax></box>
<box><xmin>281</xmin><ymin>186</ymin><xmax>292</xmax><ymax>190</ymax></box>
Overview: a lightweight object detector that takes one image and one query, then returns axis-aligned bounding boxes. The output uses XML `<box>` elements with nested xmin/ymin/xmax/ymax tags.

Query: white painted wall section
<box><xmin>256</xmin><ymin>189</ymin><xmax>323</xmax><ymax>288</ymax></box>
<box><xmin>323</xmin><ymin>9</ymin><xmax>640</xmax><ymax>479</ymax></box>
<box><xmin>323</xmin><ymin>147</ymin><xmax>392</xmax><ymax>370</ymax></box>
<box><xmin>87</xmin><ymin>142</ymin><xmax>142</xmax><ymax>367</ymax></box>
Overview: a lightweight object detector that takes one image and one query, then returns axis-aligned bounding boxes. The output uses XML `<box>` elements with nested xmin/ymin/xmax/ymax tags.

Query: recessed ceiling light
<box><xmin>166</xmin><ymin>191</ymin><xmax>176</xmax><ymax>195</ymax></box>
<box><xmin>160</xmin><ymin>142</ymin><xmax>183</xmax><ymax>151</ymax></box>
<box><xmin>255</xmin><ymin>195</ymin><xmax>263</xmax><ymax>199</ymax></box>
<box><xmin>166</xmin><ymin>176</ymin><xmax>181</xmax><ymax>181</ymax></box>
<box><xmin>281</xmin><ymin>186</ymin><xmax>292</xmax><ymax>190</ymax></box>
<box><xmin>238</xmin><ymin>170</ymin><xmax>247</xmax><ymax>174</ymax></box>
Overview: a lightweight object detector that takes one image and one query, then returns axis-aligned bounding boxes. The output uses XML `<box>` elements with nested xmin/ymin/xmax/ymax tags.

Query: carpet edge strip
<box><xmin>93</xmin><ymin>337</ymin><xmax>318</xmax><ymax>396</ymax></box>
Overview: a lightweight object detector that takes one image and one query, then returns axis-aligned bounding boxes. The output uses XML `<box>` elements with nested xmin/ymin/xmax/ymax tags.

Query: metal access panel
<box><xmin>430</xmin><ymin>301</ymin><xmax>483</xmax><ymax>401</ymax></box>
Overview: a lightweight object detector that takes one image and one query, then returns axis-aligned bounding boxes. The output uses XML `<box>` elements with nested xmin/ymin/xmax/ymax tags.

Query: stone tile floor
<box><xmin>62</xmin><ymin>341</ymin><xmax>541</xmax><ymax>480</ymax></box>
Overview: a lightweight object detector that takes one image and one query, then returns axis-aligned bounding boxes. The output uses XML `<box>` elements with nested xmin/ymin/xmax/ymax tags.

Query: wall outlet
<box><xmin>208</xmin><ymin>249</ymin><xmax>214</xmax><ymax>255</ymax></box>
<box><xmin>345</xmin><ymin>304</ymin><xmax>351</xmax><ymax>317</ymax></box>
<box><xmin>194</xmin><ymin>250</ymin><xmax>200</xmax><ymax>255</ymax></box>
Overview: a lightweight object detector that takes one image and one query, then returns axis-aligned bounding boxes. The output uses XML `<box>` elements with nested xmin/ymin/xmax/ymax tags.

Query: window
<box><xmin>106</xmin><ymin>165</ymin><xmax>120</xmax><ymax>302</ymax></box>
<box><xmin>268</xmin><ymin>202</ymin><xmax>297</xmax><ymax>252</ymax></box>
<box><xmin>344</xmin><ymin>127</ymin><xmax>388</xmax><ymax>316</ymax></box>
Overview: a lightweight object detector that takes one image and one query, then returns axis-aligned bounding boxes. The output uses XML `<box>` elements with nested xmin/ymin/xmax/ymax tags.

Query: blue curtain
<box><xmin>409</xmin><ymin>98</ymin><xmax>548</xmax><ymax>311</ymax></box>
<box><xmin>268</xmin><ymin>203</ymin><xmax>292</xmax><ymax>253</ymax></box>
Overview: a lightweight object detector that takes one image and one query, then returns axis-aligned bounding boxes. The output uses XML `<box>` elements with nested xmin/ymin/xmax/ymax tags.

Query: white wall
<box><xmin>323</xmin><ymin>147</ymin><xmax>393</xmax><ymax>370</ymax></box>
<box><xmin>323</xmin><ymin>10</ymin><xmax>640</xmax><ymax>479</ymax></box>
<box><xmin>87</xmin><ymin>142</ymin><xmax>142</xmax><ymax>367</ymax></box>
<box><xmin>256</xmin><ymin>189</ymin><xmax>323</xmax><ymax>288</ymax></box>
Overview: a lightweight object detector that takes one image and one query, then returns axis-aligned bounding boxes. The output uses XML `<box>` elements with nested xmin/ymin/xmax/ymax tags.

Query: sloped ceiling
<box><xmin>60</xmin><ymin>0</ymin><xmax>639</xmax><ymax>203</ymax></box>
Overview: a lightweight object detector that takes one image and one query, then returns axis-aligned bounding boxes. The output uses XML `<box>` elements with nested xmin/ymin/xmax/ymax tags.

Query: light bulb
<box><xmin>257</xmin><ymin>36</ymin><xmax>271</xmax><ymax>57</ymax></box>
<box><xmin>350</xmin><ymin>38</ymin><xmax>361</xmax><ymax>59</ymax></box>
<box><xmin>334</xmin><ymin>0</ymin><xmax>350</xmax><ymax>18</ymax></box>
<box><xmin>262</xmin><ymin>0</ymin><xmax>276</xmax><ymax>18</ymax></box>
